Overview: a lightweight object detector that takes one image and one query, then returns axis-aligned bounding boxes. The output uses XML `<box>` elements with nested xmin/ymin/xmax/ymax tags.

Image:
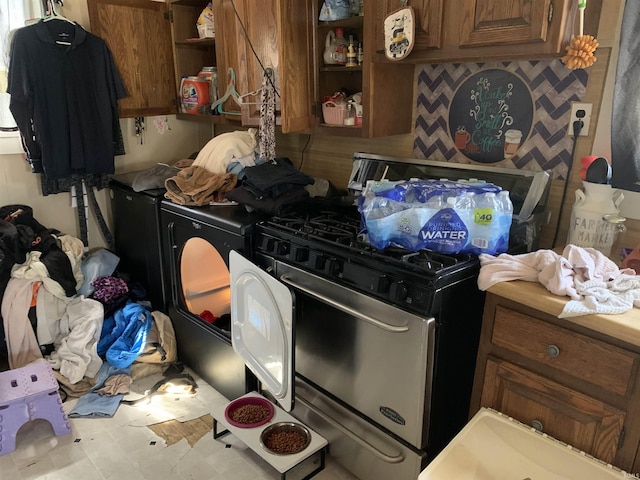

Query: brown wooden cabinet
<box><xmin>226</xmin><ymin>0</ymin><xmax>315</xmax><ymax>133</ymax></box>
<box><xmin>87</xmin><ymin>0</ymin><xmax>176</xmax><ymax>118</ymax></box>
<box><xmin>471</xmin><ymin>291</ymin><xmax>640</xmax><ymax>471</ymax></box>
<box><xmin>374</xmin><ymin>0</ymin><xmax>602</xmax><ymax>63</ymax></box>
<box><xmin>314</xmin><ymin>0</ymin><xmax>415</xmax><ymax>137</ymax></box>
<box><xmin>88</xmin><ymin>0</ymin><xmax>416</xmax><ymax>137</ymax></box>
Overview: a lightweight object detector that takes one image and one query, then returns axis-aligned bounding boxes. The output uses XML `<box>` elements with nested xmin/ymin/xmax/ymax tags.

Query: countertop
<box><xmin>487</xmin><ymin>280</ymin><xmax>640</xmax><ymax>347</ymax></box>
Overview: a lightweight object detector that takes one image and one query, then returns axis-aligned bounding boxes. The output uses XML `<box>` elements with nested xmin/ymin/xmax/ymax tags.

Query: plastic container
<box><xmin>180</xmin><ymin>76</ymin><xmax>210</xmax><ymax>115</ymax></box>
<box><xmin>419</xmin><ymin>408</ymin><xmax>626</xmax><ymax>479</ymax></box>
<box><xmin>322</xmin><ymin>101</ymin><xmax>347</xmax><ymax>125</ymax></box>
<box><xmin>197</xmin><ymin>66</ymin><xmax>217</xmax><ymax>105</ymax></box>
<box><xmin>603</xmin><ymin>214</ymin><xmax>627</xmax><ymax>265</ymax></box>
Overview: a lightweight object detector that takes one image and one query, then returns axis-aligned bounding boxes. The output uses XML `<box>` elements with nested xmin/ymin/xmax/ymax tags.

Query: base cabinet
<box><xmin>471</xmin><ymin>291</ymin><xmax>640</xmax><ymax>472</ymax></box>
<box><xmin>481</xmin><ymin>358</ymin><xmax>625</xmax><ymax>464</ymax></box>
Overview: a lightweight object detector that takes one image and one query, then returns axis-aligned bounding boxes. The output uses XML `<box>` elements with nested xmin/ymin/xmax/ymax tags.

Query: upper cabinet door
<box><xmin>373</xmin><ymin>0</ymin><xmax>601</xmax><ymax>64</ymax></box>
<box><xmin>459</xmin><ymin>0</ymin><xmax>554</xmax><ymax>48</ymax></box>
<box><xmin>375</xmin><ymin>0</ymin><xmax>445</xmax><ymax>54</ymax></box>
<box><xmin>276</xmin><ymin>0</ymin><xmax>315</xmax><ymax>133</ymax></box>
<box><xmin>87</xmin><ymin>0</ymin><xmax>176</xmax><ymax>118</ymax></box>
<box><xmin>230</xmin><ymin>0</ymin><xmax>314</xmax><ymax>133</ymax></box>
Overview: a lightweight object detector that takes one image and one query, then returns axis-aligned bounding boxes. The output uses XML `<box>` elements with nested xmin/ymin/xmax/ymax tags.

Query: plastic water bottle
<box><xmin>472</xmin><ymin>192</ymin><xmax>500</xmax><ymax>253</ymax></box>
<box><xmin>455</xmin><ymin>191</ymin><xmax>476</xmax><ymax>240</ymax></box>
<box><xmin>497</xmin><ymin>190</ymin><xmax>513</xmax><ymax>252</ymax></box>
<box><xmin>425</xmin><ymin>194</ymin><xmax>443</xmax><ymax>209</ymax></box>
<box><xmin>455</xmin><ymin>191</ymin><xmax>476</xmax><ymax>210</ymax></box>
<box><xmin>497</xmin><ymin>191</ymin><xmax>513</xmax><ymax>216</ymax></box>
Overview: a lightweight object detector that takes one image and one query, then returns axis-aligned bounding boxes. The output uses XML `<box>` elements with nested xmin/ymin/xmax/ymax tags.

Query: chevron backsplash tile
<box><xmin>413</xmin><ymin>60</ymin><xmax>588</xmax><ymax>179</ymax></box>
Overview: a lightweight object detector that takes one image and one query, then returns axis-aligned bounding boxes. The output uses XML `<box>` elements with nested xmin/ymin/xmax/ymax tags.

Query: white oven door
<box><xmin>229</xmin><ymin>250</ymin><xmax>294</xmax><ymax>411</ymax></box>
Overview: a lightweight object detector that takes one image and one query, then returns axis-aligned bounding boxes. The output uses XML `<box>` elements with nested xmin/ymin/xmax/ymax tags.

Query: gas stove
<box><xmin>254</xmin><ymin>204</ymin><xmax>480</xmax><ymax>316</ymax></box>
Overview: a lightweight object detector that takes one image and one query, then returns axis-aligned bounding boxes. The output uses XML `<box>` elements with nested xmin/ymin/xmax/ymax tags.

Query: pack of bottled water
<box><xmin>357</xmin><ymin>178</ymin><xmax>513</xmax><ymax>255</ymax></box>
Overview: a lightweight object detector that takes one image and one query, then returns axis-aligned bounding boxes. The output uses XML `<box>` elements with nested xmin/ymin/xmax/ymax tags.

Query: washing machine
<box><xmin>110</xmin><ymin>173</ymin><xmax>167</xmax><ymax>312</ymax></box>
<box><xmin>160</xmin><ymin>200</ymin><xmax>265</xmax><ymax>400</ymax></box>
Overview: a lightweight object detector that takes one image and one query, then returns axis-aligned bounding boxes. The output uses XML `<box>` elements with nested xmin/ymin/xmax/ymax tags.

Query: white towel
<box><xmin>193</xmin><ymin>129</ymin><xmax>258</xmax><ymax>174</ymax></box>
<box><xmin>48</xmin><ymin>296</ymin><xmax>104</xmax><ymax>384</ymax></box>
<box><xmin>478</xmin><ymin>244</ymin><xmax>640</xmax><ymax>317</ymax></box>
<box><xmin>2</xmin><ymin>278</ymin><xmax>42</xmax><ymax>368</ymax></box>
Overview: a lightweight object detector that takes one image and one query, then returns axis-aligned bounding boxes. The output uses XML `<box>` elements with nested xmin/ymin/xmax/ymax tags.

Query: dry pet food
<box><xmin>263</xmin><ymin>430</ymin><xmax>307</xmax><ymax>454</ymax></box>
<box><xmin>229</xmin><ymin>404</ymin><xmax>271</xmax><ymax>424</ymax></box>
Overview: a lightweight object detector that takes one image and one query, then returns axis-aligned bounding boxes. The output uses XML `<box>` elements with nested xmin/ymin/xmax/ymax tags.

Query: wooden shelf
<box><xmin>318</xmin><ymin>16</ymin><xmax>363</xmax><ymax>29</ymax></box>
<box><xmin>176</xmin><ymin>37</ymin><xmax>216</xmax><ymax>46</ymax></box>
<box><xmin>315</xmin><ymin>124</ymin><xmax>363</xmax><ymax>137</ymax></box>
<box><xmin>320</xmin><ymin>65</ymin><xmax>362</xmax><ymax>72</ymax></box>
<box><xmin>176</xmin><ymin>113</ymin><xmax>239</xmax><ymax>124</ymax></box>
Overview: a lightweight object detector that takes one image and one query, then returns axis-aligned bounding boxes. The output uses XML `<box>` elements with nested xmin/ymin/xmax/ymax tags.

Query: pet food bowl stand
<box><xmin>212</xmin><ymin>392</ymin><xmax>327</xmax><ymax>480</ymax></box>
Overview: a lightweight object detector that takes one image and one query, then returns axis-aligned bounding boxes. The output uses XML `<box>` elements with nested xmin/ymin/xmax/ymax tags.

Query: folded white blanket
<box><xmin>478</xmin><ymin>245</ymin><xmax>638</xmax><ymax>317</ymax></box>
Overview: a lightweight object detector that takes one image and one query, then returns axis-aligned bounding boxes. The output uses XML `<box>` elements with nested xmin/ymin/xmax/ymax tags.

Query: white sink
<box><xmin>419</xmin><ymin>408</ymin><xmax>626</xmax><ymax>480</ymax></box>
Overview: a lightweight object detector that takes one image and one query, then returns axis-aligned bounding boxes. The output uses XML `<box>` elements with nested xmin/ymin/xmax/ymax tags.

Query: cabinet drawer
<box><xmin>492</xmin><ymin>305</ymin><xmax>638</xmax><ymax>397</ymax></box>
<box><xmin>481</xmin><ymin>358</ymin><xmax>626</xmax><ymax>465</ymax></box>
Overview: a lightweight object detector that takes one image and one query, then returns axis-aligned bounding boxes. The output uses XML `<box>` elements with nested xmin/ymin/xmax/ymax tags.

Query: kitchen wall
<box><xmin>2</xmin><ymin>0</ymin><xmax>638</xmax><ymax>256</ymax></box>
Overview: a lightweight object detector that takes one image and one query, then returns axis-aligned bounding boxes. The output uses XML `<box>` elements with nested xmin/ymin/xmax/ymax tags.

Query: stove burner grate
<box><xmin>262</xmin><ymin>210</ymin><xmax>470</xmax><ymax>276</ymax></box>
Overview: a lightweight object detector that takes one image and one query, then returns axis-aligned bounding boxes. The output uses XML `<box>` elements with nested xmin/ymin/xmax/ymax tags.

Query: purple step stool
<box><xmin>0</xmin><ymin>361</ymin><xmax>71</xmax><ymax>456</ymax></box>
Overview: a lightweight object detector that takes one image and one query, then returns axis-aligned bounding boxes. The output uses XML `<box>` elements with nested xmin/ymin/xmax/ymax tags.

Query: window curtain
<box><xmin>0</xmin><ymin>0</ymin><xmax>43</xmax><ymax>129</ymax></box>
<box><xmin>611</xmin><ymin>0</ymin><xmax>640</xmax><ymax>192</ymax></box>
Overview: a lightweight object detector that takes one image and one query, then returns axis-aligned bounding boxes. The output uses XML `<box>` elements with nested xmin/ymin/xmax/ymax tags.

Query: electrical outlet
<box><xmin>568</xmin><ymin>102</ymin><xmax>593</xmax><ymax>136</ymax></box>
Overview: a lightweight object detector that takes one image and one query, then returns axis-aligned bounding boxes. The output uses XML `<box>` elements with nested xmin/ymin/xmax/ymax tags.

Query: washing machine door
<box><xmin>229</xmin><ymin>250</ymin><xmax>294</xmax><ymax>411</ymax></box>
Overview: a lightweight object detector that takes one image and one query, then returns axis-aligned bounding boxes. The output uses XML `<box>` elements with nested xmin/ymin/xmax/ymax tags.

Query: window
<box><xmin>0</xmin><ymin>0</ymin><xmax>43</xmax><ymax>131</ymax></box>
<box><xmin>611</xmin><ymin>0</ymin><xmax>640</xmax><ymax>193</ymax></box>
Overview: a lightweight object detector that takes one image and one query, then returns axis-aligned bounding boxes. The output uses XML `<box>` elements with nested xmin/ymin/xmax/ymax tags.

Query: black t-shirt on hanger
<box><xmin>7</xmin><ymin>20</ymin><xmax>127</xmax><ymax>181</ymax></box>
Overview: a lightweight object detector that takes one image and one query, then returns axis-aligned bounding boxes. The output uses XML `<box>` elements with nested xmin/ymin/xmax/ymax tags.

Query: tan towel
<box><xmin>164</xmin><ymin>165</ymin><xmax>237</xmax><ymax>206</ymax></box>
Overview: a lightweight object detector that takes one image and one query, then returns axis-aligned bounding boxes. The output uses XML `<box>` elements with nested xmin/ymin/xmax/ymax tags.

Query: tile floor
<box><xmin>0</xmin><ymin>366</ymin><xmax>358</xmax><ymax>480</ymax></box>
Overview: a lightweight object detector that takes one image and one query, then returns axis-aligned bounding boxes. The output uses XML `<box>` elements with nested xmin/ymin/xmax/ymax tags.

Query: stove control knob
<box><xmin>294</xmin><ymin>246</ymin><xmax>309</xmax><ymax>262</ymax></box>
<box><xmin>261</xmin><ymin>237</ymin><xmax>275</xmax><ymax>253</ymax></box>
<box><xmin>390</xmin><ymin>281</ymin><xmax>408</xmax><ymax>301</ymax></box>
<box><xmin>276</xmin><ymin>241</ymin><xmax>289</xmax><ymax>256</ymax></box>
<box><xmin>328</xmin><ymin>258</ymin><xmax>342</xmax><ymax>275</ymax></box>
<box><xmin>313</xmin><ymin>254</ymin><xmax>326</xmax><ymax>270</ymax></box>
<box><xmin>371</xmin><ymin>275</ymin><xmax>390</xmax><ymax>293</ymax></box>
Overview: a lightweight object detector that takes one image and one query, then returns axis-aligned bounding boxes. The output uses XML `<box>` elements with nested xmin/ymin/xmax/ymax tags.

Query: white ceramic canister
<box><xmin>567</xmin><ymin>181</ymin><xmax>624</xmax><ymax>255</ymax></box>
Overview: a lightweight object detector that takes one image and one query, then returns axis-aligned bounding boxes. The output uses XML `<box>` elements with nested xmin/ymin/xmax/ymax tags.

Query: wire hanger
<box><xmin>210</xmin><ymin>68</ymin><xmax>242</xmax><ymax>115</ymax></box>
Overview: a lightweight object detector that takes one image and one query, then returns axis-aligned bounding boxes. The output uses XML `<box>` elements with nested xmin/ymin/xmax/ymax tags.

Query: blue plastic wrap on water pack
<box><xmin>357</xmin><ymin>179</ymin><xmax>512</xmax><ymax>255</ymax></box>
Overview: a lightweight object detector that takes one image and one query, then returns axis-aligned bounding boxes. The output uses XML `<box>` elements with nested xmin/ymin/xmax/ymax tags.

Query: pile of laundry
<box><xmin>131</xmin><ymin>128</ymin><xmax>333</xmax><ymax>213</ymax></box>
<box><xmin>478</xmin><ymin>244</ymin><xmax>640</xmax><ymax>317</ymax></box>
<box><xmin>0</xmin><ymin>205</ymin><xmax>177</xmax><ymax>415</ymax></box>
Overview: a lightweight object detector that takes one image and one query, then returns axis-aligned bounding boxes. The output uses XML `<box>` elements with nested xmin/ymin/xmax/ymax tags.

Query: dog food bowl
<box><xmin>260</xmin><ymin>422</ymin><xmax>311</xmax><ymax>455</ymax></box>
<box><xmin>224</xmin><ymin>396</ymin><xmax>275</xmax><ymax>428</ymax></box>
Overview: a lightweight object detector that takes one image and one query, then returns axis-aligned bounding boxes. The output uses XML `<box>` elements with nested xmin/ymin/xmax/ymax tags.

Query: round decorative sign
<box><xmin>448</xmin><ymin>69</ymin><xmax>534</xmax><ymax>164</ymax></box>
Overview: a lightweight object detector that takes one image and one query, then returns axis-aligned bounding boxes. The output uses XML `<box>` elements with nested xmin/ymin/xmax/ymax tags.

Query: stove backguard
<box><xmin>348</xmin><ymin>152</ymin><xmax>552</xmax><ymax>252</ymax></box>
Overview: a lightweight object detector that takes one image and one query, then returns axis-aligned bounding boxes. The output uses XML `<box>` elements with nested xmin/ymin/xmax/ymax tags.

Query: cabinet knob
<box><xmin>546</xmin><ymin>344</ymin><xmax>560</xmax><ymax>357</ymax></box>
<box><xmin>531</xmin><ymin>419</ymin><xmax>544</xmax><ymax>432</ymax></box>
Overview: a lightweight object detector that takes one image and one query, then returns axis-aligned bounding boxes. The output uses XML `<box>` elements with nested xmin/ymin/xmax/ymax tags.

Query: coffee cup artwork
<box><xmin>448</xmin><ymin>69</ymin><xmax>534</xmax><ymax>164</ymax></box>
<box><xmin>455</xmin><ymin>126</ymin><xmax>471</xmax><ymax>150</ymax></box>
<box><xmin>503</xmin><ymin>129</ymin><xmax>522</xmax><ymax>158</ymax></box>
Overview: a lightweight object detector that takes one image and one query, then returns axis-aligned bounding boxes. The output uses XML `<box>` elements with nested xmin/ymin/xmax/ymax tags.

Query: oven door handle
<box><xmin>296</xmin><ymin>394</ymin><xmax>405</xmax><ymax>464</ymax></box>
<box><xmin>279</xmin><ymin>274</ymin><xmax>409</xmax><ymax>333</ymax></box>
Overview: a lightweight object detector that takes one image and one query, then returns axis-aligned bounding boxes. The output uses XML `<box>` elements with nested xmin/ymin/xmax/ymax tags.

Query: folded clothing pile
<box><xmin>226</xmin><ymin>158</ymin><xmax>314</xmax><ymax>214</ymax></box>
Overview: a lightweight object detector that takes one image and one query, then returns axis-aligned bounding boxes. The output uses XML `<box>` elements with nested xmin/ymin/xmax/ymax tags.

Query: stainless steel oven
<box><xmin>231</xmin><ymin>203</ymin><xmax>485</xmax><ymax>480</ymax></box>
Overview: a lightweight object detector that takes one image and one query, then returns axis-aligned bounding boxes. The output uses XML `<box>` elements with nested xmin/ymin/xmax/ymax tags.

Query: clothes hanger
<box><xmin>210</xmin><ymin>68</ymin><xmax>242</xmax><ymax>115</ymax></box>
<box><xmin>43</xmin><ymin>0</ymin><xmax>76</xmax><ymax>45</ymax></box>
<box><xmin>235</xmin><ymin>68</ymin><xmax>276</xmax><ymax>106</ymax></box>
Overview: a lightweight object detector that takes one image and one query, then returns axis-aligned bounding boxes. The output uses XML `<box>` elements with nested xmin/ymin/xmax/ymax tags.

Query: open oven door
<box><xmin>229</xmin><ymin>250</ymin><xmax>294</xmax><ymax>411</ymax></box>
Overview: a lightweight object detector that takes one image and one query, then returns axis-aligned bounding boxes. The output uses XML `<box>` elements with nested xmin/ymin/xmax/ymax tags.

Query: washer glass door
<box><xmin>230</xmin><ymin>251</ymin><xmax>294</xmax><ymax>411</ymax></box>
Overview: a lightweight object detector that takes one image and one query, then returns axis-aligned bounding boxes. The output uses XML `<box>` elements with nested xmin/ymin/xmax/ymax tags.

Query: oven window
<box><xmin>179</xmin><ymin>237</ymin><xmax>230</xmax><ymax>318</ymax></box>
